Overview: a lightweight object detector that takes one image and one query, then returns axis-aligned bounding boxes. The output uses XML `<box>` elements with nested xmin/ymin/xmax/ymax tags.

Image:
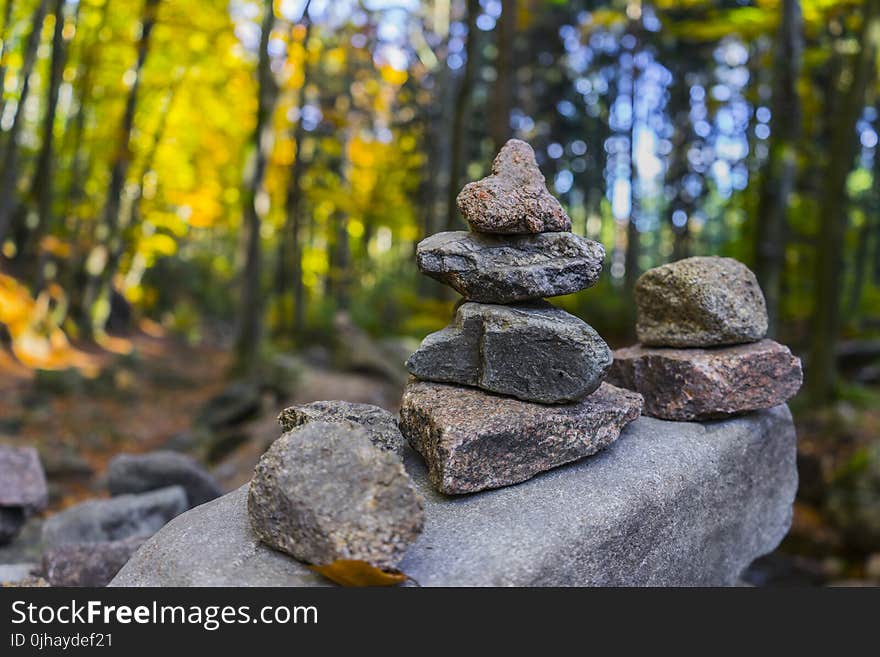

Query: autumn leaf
<box><xmin>309</xmin><ymin>560</ymin><xmax>408</xmax><ymax>587</ymax></box>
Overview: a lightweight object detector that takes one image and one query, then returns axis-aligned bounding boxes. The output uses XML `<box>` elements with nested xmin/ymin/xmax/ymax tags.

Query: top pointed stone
<box><xmin>456</xmin><ymin>139</ymin><xmax>572</xmax><ymax>234</ymax></box>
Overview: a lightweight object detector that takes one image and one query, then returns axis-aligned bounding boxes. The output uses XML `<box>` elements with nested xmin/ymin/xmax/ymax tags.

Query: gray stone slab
<box><xmin>111</xmin><ymin>406</ymin><xmax>797</xmax><ymax>587</ymax></box>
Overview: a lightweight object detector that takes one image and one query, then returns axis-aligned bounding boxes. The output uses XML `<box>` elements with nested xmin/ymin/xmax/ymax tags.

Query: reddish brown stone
<box><xmin>607</xmin><ymin>339</ymin><xmax>803</xmax><ymax>421</ymax></box>
<box><xmin>398</xmin><ymin>380</ymin><xmax>643</xmax><ymax>495</ymax></box>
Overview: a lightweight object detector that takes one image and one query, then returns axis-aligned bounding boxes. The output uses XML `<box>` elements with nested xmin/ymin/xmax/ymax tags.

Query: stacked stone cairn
<box><xmin>399</xmin><ymin>139</ymin><xmax>643</xmax><ymax>495</ymax></box>
<box><xmin>607</xmin><ymin>256</ymin><xmax>803</xmax><ymax>420</ymax></box>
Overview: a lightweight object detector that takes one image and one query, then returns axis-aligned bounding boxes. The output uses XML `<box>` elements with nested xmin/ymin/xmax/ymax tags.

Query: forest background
<box><xmin>1</xmin><ymin>0</ymin><xmax>879</xmax><ymax>584</ymax></box>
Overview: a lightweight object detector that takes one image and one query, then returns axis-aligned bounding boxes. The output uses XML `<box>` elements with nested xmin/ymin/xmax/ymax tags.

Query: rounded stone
<box><xmin>247</xmin><ymin>422</ymin><xmax>424</xmax><ymax>570</ymax></box>
<box><xmin>635</xmin><ymin>256</ymin><xmax>768</xmax><ymax>348</ymax></box>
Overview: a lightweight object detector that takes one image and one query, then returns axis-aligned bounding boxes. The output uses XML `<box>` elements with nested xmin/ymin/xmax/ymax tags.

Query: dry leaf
<box><xmin>310</xmin><ymin>560</ymin><xmax>408</xmax><ymax>587</ymax></box>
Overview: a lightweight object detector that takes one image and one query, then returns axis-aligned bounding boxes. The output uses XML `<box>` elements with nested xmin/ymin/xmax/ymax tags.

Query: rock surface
<box><xmin>42</xmin><ymin>537</ymin><xmax>145</xmax><ymax>587</ymax></box>
<box><xmin>608</xmin><ymin>340</ymin><xmax>803</xmax><ymax>420</ymax></box>
<box><xmin>42</xmin><ymin>486</ymin><xmax>188</xmax><ymax>548</ymax></box>
<box><xmin>406</xmin><ymin>302</ymin><xmax>612</xmax><ymax>404</ymax></box>
<box><xmin>635</xmin><ymin>256</ymin><xmax>768</xmax><ymax>347</ymax></box>
<box><xmin>399</xmin><ymin>380</ymin><xmax>642</xmax><ymax>494</ymax></box>
<box><xmin>416</xmin><ymin>231</ymin><xmax>604</xmax><ymax>303</ymax></box>
<box><xmin>247</xmin><ymin>422</ymin><xmax>424</xmax><ymax>569</ymax></box>
<box><xmin>107</xmin><ymin>451</ymin><xmax>223</xmax><ymax>507</ymax></box>
<box><xmin>278</xmin><ymin>401</ymin><xmax>405</xmax><ymax>457</ymax></box>
<box><xmin>456</xmin><ymin>139</ymin><xmax>571</xmax><ymax>234</ymax></box>
<box><xmin>0</xmin><ymin>446</ymin><xmax>48</xmax><ymax>512</ymax></box>
<box><xmin>112</xmin><ymin>405</ymin><xmax>797</xmax><ymax>587</ymax></box>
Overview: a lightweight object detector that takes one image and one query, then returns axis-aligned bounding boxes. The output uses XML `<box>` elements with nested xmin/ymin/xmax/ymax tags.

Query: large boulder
<box><xmin>399</xmin><ymin>380</ymin><xmax>642</xmax><ymax>494</ymax></box>
<box><xmin>42</xmin><ymin>486</ymin><xmax>188</xmax><ymax>548</ymax></box>
<box><xmin>635</xmin><ymin>256</ymin><xmax>768</xmax><ymax>348</ymax></box>
<box><xmin>416</xmin><ymin>231</ymin><xmax>604</xmax><ymax>303</ymax></box>
<box><xmin>278</xmin><ymin>401</ymin><xmax>405</xmax><ymax>457</ymax></box>
<box><xmin>247</xmin><ymin>422</ymin><xmax>424</xmax><ymax>569</ymax></box>
<box><xmin>457</xmin><ymin>139</ymin><xmax>571</xmax><ymax>234</ymax></box>
<box><xmin>406</xmin><ymin>302</ymin><xmax>612</xmax><ymax>404</ymax></box>
<box><xmin>107</xmin><ymin>451</ymin><xmax>223</xmax><ymax>507</ymax></box>
<box><xmin>111</xmin><ymin>406</ymin><xmax>797</xmax><ymax>587</ymax></box>
<box><xmin>608</xmin><ymin>340</ymin><xmax>803</xmax><ymax>420</ymax></box>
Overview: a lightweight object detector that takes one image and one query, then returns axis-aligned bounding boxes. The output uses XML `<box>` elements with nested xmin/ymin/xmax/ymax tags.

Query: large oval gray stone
<box><xmin>635</xmin><ymin>256</ymin><xmax>768</xmax><ymax>347</ymax></box>
<box><xmin>247</xmin><ymin>422</ymin><xmax>424</xmax><ymax>570</ymax></box>
<box><xmin>42</xmin><ymin>486</ymin><xmax>188</xmax><ymax>548</ymax></box>
<box><xmin>111</xmin><ymin>406</ymin><xmax>797</xmax><ymax>587</ymax></box>
<box><xmin>107</xmin><ymin>451</ymin><xmax>223</xmax><ymax>508</ymax></box>
<box><xmin>405</xmin><ymin>301</ymin><xmax>612</xmax><ymax>403</ymax></box>
<box><xmin>416</xmin><ymin>231</ymin><xmax>604</xmax><ymax>303</ymax></box>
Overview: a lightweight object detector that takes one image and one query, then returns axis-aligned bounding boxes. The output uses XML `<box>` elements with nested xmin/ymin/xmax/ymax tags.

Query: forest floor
<box><xmin>0</xmin><ymin>331</ymin><xmax>877</xmax><ymax>585</ymax></box>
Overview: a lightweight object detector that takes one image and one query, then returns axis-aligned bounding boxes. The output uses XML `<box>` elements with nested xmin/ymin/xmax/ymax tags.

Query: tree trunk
<box><xmin>624</xmin><ymin>36</ymin><xmax>640</xmax><ymax>297</ymax></box>
<box><xmin>445</xmin><ymin>0</ymin><xmax>480</xmax><ymax>231</ymax></box>
<box><xmin>278</xmin><ymin>0</ymin><xmax>312</xmax><ymax>338</ymax></box>
<box><xmin>755</xmin><ymin>0</ymin><xmax>803</xmax><ymax>337</ymax></box>
<box><xmin>0</xmin><ymin>0</ymin><xmax>50</xmax><ymax>244</ymax></box>
<box><xmin>490</xmin><ymin>0</ymin><xmax>515</xmax><ymax>153</ymax></box>
<box><xmin>79</xmin><ymin>0</ymin><xmax>160</xmax><ymax>335</ymax></box>
<box><xmin>24</xmin><ymin>0</ymin><xmax>79</xmax><ymax>265</ymax></box>
<box><xmin>233</xmin><ymin>0</ymin><xmax>276</xmax><ymax>373</ymax></box>
<box><xmin>808</xmin><ymin>0</ymin><xmax>880</xmax><ymax>404</ymax></box>
<box><xmin>0</xmin><ymin>0</ymin><xmax>15</xmax><ymax>125</ymax></box>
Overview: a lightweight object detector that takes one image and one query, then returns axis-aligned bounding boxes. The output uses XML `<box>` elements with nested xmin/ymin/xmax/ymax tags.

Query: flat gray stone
<box><xmin>416</xmin><ymin>231</ymin><xmax>604</xmax><ymax>303</ymax></box>
<box><xmin>111</xmin><ymin>406</ymin><xmax>797</xmax><ymax>587</ymax></box>
<box><xmin>42</xmin><ymin>486</ymin><xmax>188</xmax><ymax>548</ymax></box>
<box><xmin>278</xmin><ymin>401</ymin><xmax>405</xmax><ymax>457</ymax></box>
<box><xmin>457</xmin><ymin>139</ymin><xmax>571</xmax><ymax>234</ymax></box>
<box><xmin>635</xmin><ymin>256</ymin><xmax>768</xmax><ymax>347</ymax></box>
<box><xmin>406</xmin><ymin>302</ymin><xmax>612</xmax><ymax>403</ymax></box>
<box><xmin>399</xmin><ymin>380</ymin><xmax>642</xmax><ymax>494</ymax></box>
<box><xmin>608</xmin><ymin>340</ymin><xmax>803</xmax><ymax>420</ymax></box>
<box><xmin>0</xmin><ymin>446</ymin><xmax>48</xmax><ymax>511</ymax></box>
<box><xmin>247</xmin><ymin>422</ymin><xmax>424</xmax><ymax>569</ymax></box>
<box><xmin>107</xmin><ymin>451</ymin><xmax>223</xmax><ymax>507</ymax></box>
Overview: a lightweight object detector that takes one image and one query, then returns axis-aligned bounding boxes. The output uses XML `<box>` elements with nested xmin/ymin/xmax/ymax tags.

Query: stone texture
<box><xmin>42</xmin><ymin>486</ymin><xmax>188</xmax><ymax>548</ymax></box>
<box><xmin>608</xmin><ymin>340</ymin><xmax>803</xmax><ymax>421</ymax></box>
<box><xmin>635</xmin><ymin>256</ymin><xmax>768</xmax><ymax>347</ymax></box>
<box><xmin>399</xmin><ymin>380</ymin><xmax>642</xmax><ymax>494</ymax></box>
<box><xmin>416</xmin><ymin>231</ymin><xmax>604</xmax><ymax>303</ymax></box>
<box><xmin>0</xmin><ymin>446</ymin><xmax>48</xmax><ymax>511</ymax></box>
<box><xmin>42</xmin><ymin>537</ymin><xmax>145</xmax><ymax>587</ymax></box>
<box><xmin>107</xmin><ymin>451</ymin><xmax>223</xmax><ymax>507</ymax></box>
<box><xmin>111</xmin><ymin>405</ymin><xmax>797</xmax><ymax>587</ymax></box>
<box><xmin>278</xmin><ymin>401</ymin><xmax>405</xmax><ymax>457</ymax></box>
<box><xmin>456</xmin><ymin>139</ymin><xmax>571</xmax><ymax>234</ymax></box>
<box><xmin>247</xmin><ymin>422</ymin><xmax>424</xmax><ymax>569</ymax></box>
<box><xmin>406</xmin><ymin>302</ymin><xmax>612</xmax><ymax>404</ymax></box>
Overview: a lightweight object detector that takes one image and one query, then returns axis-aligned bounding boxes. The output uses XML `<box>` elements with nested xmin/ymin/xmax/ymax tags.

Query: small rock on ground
<box><xmin>107</xmin><ymin>451</ymin><xmax>223</xmax><ymax>508</ymax></box>
<box><xmin>42</xmin><ymin>538</ymin><xmax>145</xmax><ymax>587</ymax></box>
